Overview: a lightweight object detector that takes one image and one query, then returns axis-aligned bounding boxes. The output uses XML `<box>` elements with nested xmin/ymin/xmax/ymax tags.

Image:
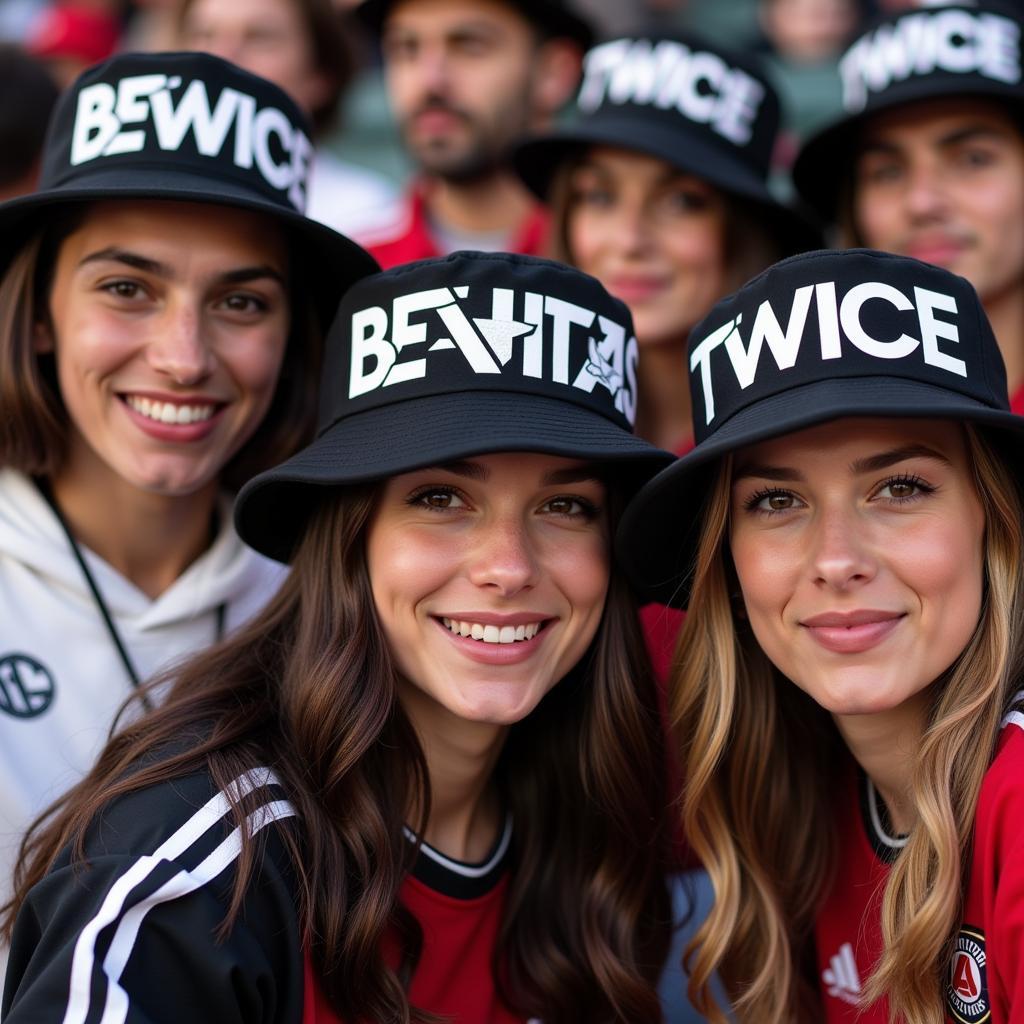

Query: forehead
<box><xmin>733</xmin><ymin>417</ymin><xmax>969</xmax><ymax>471</ymax></box>
<box><xmin>858</xmin><ymin>96</ymin><xmax>1024</xmax><ymax>148</ymax></box>
<box><xmin>575</xmin><ymin>145</ymin><xmax>716</xmax><ymax>190</ymax></box>
<box><xmin>384</xmin><ymin>0</ymin><xmax>533</xmax><ymax>38</ymax></box>
<box><xmin>58</xmin><ymin>200</ymin><xmax>288</xmax><ymax>265</ymax></box>
<box><xmin>185</xmin><ymin>0</ymin><xmax>304</xmax><ymax>32</ymax></box>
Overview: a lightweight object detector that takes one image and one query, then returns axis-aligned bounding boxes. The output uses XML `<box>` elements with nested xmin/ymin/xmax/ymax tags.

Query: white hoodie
<box><xmin>0</xmin><ymin>469</ymin><xmax>286</xmax><ymax>983</ymax></box>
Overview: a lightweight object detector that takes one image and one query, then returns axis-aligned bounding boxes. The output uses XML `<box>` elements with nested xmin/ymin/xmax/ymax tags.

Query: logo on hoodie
<box><xmin>0</xmin><ymin>653</ymin><xmax>56</xmax><ymax>718</ymax></box>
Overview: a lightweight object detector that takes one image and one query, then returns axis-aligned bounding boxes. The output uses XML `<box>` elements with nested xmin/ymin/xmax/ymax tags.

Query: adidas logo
<box><xmin>822</xmin><ymin>942</ymin><xmax>862</xmax><ymax>1005</ymax></box>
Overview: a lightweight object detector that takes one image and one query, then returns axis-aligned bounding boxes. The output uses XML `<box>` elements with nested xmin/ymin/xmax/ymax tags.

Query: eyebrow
<box><xmin>733</xmin><ymin>444</ymin><xmax>952</xmax><ymax>483</ymax></box>
<box><xmin>422</xmin><ymin>460</ymin><xmax>603</xmax><ymax>486</ymax></box>
<box><xmin>860</xmin><ymin>124</ymin><xmax>1010</xmax><ymax>156</ymax></box>
<box><xmin>78</xmin><ymin>248</ymin><xmax>286</xmax><ymax>287</ymax></box>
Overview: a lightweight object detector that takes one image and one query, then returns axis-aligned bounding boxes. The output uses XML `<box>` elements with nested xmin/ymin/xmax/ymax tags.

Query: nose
<box><xmin>808</xmin><ymin>503</ymin><xmax>876</xmax><ymax>592</ymax></box>
<box><xmin>903</xmin><ymin>162</ymin><xmax>949</xmax><ymax>222</ymax></box>
<box><xmin>466</xmin><ymin>516</ymin><xmax>539</xmax><ymax>598</ymax></box>
<box><xmin>618</xmin><ymin>202</ymin><xmax>655</xmax><ymax>258</ymax></box>
<box><xmin>146</xmin><ymin>303</ymin><xmax>216</xmax><ymax>386</ymax></box>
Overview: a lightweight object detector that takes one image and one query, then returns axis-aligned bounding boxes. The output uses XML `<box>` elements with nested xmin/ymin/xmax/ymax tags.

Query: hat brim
<box><xmin>616</xmin><ymin>376</ymin><xmax>1024</xmax><ymax>608</ymax></box>
<box><xmin>793</xmin><ymin>81</ymin><xmax>1024</xmax><ymax>222</ymax></box>
<box><xmin>0</xmin><ymin>168</ymin><xmax>380</xmax><ymax>327</ymax></box>
<box><xmin>514</xmin><ymin>117</ymin><xmax>822</xmax><ymax>255</ymax></box>
<box><xmin>235</xmin><ymin>390</ymin><xmax>672</xmax><ymax>562</ymax></box>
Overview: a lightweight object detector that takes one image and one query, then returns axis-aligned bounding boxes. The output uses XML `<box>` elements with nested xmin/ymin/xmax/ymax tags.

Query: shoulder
<box><xmin>971</xmin><ymin>692</ymin><xmax>1024</xmax><ymax>865</ymax></box>
<box><xmin>4</xmin><ymin>766</ymin><xmax>304</xmax><ymax>1024</ymax></box>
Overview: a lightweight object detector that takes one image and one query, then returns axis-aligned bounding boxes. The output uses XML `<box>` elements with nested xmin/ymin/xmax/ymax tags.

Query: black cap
<box><xmin>513</xmin><ymin>33</ymin><xmax>821</xmax><ymax>255</ymax></box>
<box><xmin>0</xmin><ymin>50</ymin><xmax>379</xmax><ymax>326</ymax></box>
<box><xmin>356</xmin><ymin>0</ymin><xmax>593</xmax><ymax>49</ymax></box>
<box><xmin>617</xmin><ymin>248</ymin><xmax>1024</xmax><ymax>608</ymax></box>
<box><xmin>793</xmin><ymin>3</ymin><xmax>1024</xmax><ymax>223</ymax></box>
<box><xmin>235</xmin><ymin>251</ymin><xmax>673</xmax><ymax>562</ymax></box>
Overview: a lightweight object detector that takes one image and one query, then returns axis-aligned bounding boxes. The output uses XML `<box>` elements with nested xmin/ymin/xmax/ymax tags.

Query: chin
<box><xmin>807</xmin><ymin>672</ymin><xmax>915</xmax><ymax>717</ymax></box>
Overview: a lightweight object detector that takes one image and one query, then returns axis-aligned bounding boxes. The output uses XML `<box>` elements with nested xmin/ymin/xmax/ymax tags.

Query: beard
<box><xmin>399</xmin><ymin>94</ymin><xmax>525</xmax><ymax>183</ymax></box>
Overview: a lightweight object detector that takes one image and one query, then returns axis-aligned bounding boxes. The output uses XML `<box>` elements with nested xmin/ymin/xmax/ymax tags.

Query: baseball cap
<box><xmin>235</xmin><ymin>250</ymin><xmax>673</xmax><ymax>562</ymax></box>
<box><xmin>793</xmin><ymin>2</ymin><xmax>1024</xmax><ymax>222</ymax></box>
<box><xmin>513</xmin><ymin>32</ymin><xmax>822</xmax><ymax>256</ymax></box>
<box><xmin>617</xmin><ymin>247</ymin><xmax>1024</xmax><ymax>607</ymax></box>
<box><xmin>0</xmin><ymin>50</ymin><xmax>380</xmax><ymax>326</ymax></box>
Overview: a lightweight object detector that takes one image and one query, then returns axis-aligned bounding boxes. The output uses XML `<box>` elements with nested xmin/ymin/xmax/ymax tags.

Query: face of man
<box><xmin>851</xmin><ymin>98</ymin><xmax>1024</xmax><ymax>310</ymax></box>
<box><xmin>381</xmin><ymin>0</ymin><xmax>554</xmax><ymax>181</ymax></box>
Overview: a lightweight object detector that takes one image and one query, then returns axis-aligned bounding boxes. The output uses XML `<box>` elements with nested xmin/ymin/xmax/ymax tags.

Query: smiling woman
<box><xmin>2</xmin><ymin>251</ymin><xmax>674</xmax><ymax>1023</ymax></box>
<box><xmin>0</xmin><ymin>48</ymin><xmax>378</xmax><ymax>976</ymax></box>
<box><xmin>618</xmin><ymin>248</ymin><xmax>1024</xmax><ymax>1024</ymax></box>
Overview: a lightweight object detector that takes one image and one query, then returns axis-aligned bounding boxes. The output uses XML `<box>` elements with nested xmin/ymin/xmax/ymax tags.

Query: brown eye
<box><xmin>765</xmin><ymin>493</ymin><xmax>794</xmax><ymax>511</ymax></box>
<box><xmin>888</xmin><ymin>481</ymin><xmax>915</xmax><ymax>498</ymax></box>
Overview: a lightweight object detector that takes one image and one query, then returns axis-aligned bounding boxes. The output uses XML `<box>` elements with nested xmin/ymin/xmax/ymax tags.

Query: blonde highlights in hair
<box><xmin>674</xmin><ymin>424</ymin><xmax>1024</xmax><ymax>1023</ymax></box>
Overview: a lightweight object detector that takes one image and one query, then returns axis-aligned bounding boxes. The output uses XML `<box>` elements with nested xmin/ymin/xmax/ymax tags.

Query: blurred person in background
<box><xmin>177</xmin><ymin>0</ymin><xmax>400</xmax><ymax>239</ymax></box>
<box><xmin>357</xmin><ymin>0</ymin><xmax>590</xmax><ymax>268</ymax></box>
<box><xmin>793</xmin><ymin>2</ymin><xmax>1024</xmax><ymax>407</ymax></box>
<box><xmin>24</xmin><ymin>1</ymin><xmax>120</xmax><ymax>86</ymax></box>
<box><xmin>515</xmin><ymin>31</ymin><xmax>820</xmax><ymax>458</ymax></box>
<box><xmin>0</xmin><ymin>45</ymin><xmax>58</xmax><ymax>201</ymax></box>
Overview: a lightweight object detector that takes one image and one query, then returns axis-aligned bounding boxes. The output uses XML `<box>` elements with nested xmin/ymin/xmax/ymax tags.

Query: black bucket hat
<box><xmin>793</xmin><ymin>2</ymin><xmax>1024</xmax><ymax>223</ymax></box>
<box><xmin>617</xmin><ymin>247</ymin><xmax>1024</xmax><ymax>608</ymax></box>
<box><xmin>356</xmin><ymin>0</ymin><xmax>593</xmax><ymax>49</ymax></box>
<box><xmin>513</xmin><ymin>32</ymin><xmax>822</xmax><ymax>255</ymax></box>
<box><xmin>0</xmin><ymin>50</ymin><xmax>379</xmax><ymax>327</ymax></box>
<box><xmin>235</xmin><ymin>251</ymin><xmax>673</xmax><ymax>562</ymax></box>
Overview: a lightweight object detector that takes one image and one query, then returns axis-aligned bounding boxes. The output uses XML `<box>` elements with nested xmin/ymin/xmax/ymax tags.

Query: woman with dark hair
<box><xmin>0</xmin><ymin>48</ymin><xmax>377</xmax><ymax>967</ymax></box>
<box><xmin>514</xmin><ymin>31</ymin><xmax>820</xmax><ymax>456</ymax></box>
<box><xmin>620</xmin><ymin>248</ymin><xmax>1024</xmax><ymax>1022</ymax></box>
<box><xmin>2</xmin><ymin>251</ymin><xmax>673</xmax><ymax>1022</ymax></box>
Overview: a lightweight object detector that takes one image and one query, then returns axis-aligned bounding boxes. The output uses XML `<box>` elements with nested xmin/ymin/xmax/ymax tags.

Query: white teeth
<box><xmin>441</xmin><ymin>618</ymin><xmax>544</xmax><ymax>644</ymax></box>
<box><xmin>126</xmin><ymin>395</ymin><xmax>216</xmax><ymax>425</ymax></box>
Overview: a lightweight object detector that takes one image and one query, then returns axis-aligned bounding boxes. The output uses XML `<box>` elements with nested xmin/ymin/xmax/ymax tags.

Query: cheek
<box><xmin>366</xmin><ymin>523</ymin><xmax>459</xmax><ymax>622</ymax></box>
<box><xmin>229</xmin><ymin>328</ymin><xmax>290</xmax><ymax>400</ymax></box>
<box><xmin>550</xmin><ymin>533</ymin><xmax>610</xmax><ymax>621</ymax></box>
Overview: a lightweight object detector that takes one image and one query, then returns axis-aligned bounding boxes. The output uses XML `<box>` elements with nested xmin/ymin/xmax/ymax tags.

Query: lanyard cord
<box><xmin>34</xmin><ymin>478</ymin><xmax>226</xmax><ymax>701</ymax></box>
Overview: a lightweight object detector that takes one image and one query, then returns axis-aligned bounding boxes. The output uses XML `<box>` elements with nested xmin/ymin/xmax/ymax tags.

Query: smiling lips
<box><xmin>801</xmin><ymin>610</ymin><xmax>906</xmax><ymax>654</ymax></box>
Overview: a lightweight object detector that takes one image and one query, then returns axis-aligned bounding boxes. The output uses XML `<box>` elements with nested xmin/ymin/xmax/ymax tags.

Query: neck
<box><xmin>832</xmin><ymin>690</ymin><xmax>932</xmax><ymax>834</ymax></box>
<box><xmin>423</xmin><ymin>171</ymin><xmax>535</xmax><ymax>236</ymax></box>
<box><xmin>984</xmin><ymin>284</ymin><xmax>1024</xmax><ymax>400</ymax></box>
<box><xmin>50</xmin><ymin>445</ymin><xmax>219</xmax><ymax>600</ymax></box>
<box><xmin>634</xmin><ymin>337</ymin><xmax>694</xmax><ymax>452</ymax></box>
<box><xmin>401</xmin><ymin>685</ymin><xmax>506</xmax><ymax>863</ymax></box>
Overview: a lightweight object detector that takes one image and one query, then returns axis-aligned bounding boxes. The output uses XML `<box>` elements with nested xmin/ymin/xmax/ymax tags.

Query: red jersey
<box><xmin>366</xmin><ymin>185</ymin><xmax>548</xmax><ymax>270</ymax></box>
<box><xmin>303</xmin><ymin>818</ymin><xmax>530</xmax><ymax>1024</ymax></box>
<box><xmin>815</xmin><ymin>692</ymin><xmax>1024</xmax><ymax>1023</ymax></box>
<box><xmin>1011</xmin><ymin>383</ymin><xmax>1024</xmax><ymax>417</ymax></box>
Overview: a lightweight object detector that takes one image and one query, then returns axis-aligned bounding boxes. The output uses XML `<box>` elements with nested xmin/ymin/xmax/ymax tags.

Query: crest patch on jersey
<box><xmin>947</xmin><ymin>926</ymin><xmax>990</xmax><ymax>1024</ymax></box>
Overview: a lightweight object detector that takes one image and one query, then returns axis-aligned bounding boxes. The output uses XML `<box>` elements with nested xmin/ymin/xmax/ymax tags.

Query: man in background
<box><xmin>793</xmin><ymin>2</ymin><xmax>1024</xmax><ymax>407</ymax></box>
<box><xmin>358</xmin><ymin>0</ymin><xmax>589</xmax><ymax>267</ymax></box>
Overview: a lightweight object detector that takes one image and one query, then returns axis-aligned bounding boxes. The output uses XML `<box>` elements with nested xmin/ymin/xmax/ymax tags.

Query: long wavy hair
<box><xmin>675</xmin><ymin>424</ymin><xmax>1024</xmax><ymax>1024</ymax></box>
<box><xmin>2</xmin><ymin>481</ymin><xmax>671</xmax><ymax>1023</ymax></box>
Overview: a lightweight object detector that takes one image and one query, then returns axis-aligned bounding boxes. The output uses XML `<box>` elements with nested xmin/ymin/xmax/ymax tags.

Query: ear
<box><xmin>530</xmin><ymin>39</ymin><xmax>583</xmax><ymax>123</ymax></box>
<box><xmin>34</xmin><ymin>319</ymin><xmax>54</xmax><ymax>354</ymax></box>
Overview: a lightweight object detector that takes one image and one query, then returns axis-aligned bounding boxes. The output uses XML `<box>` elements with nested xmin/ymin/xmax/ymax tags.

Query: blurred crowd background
<box><xmin>0</xmin><ymin>0</ymin><xmax>948</xmax><ymax>221</ymax></box>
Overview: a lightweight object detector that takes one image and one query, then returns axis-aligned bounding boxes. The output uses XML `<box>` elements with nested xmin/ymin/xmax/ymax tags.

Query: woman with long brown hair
<box><xmin>514</xmin><ymin>31</ymin><xmax>819</xmax><ymax>457</ymax></box>
<box><xmin>0</xmin><ymin>48</ymin><xmax>376</xmax><ymax>988</ymax></box>
<box><xmin>620</xmin><ymin>248</ymin><xmax>1024</xmax><ymax>1023</ymax></box>
<box><xmin>3</xmin><ymin>251</ymin><xmax>673</xmax><ymax>1023</ymax></box>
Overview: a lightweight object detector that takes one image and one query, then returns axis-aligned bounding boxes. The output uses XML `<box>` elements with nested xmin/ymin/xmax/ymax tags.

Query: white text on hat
<box><xmin>840</xmin><ymin>9</ymin><xmax>1021</xmax><ymax>113</ymax></box>
<box><xmin>578</xmin><ymin>38</ymin><xmax>765</xmax><ymax>146</ymax></box>
<box><xmin>349</xmin><ymin>285</ymin><xmax>639</xmax><ymax>423</ymax></box>
<box><xmin>70</xmin><ymin>73</ymin><xmax>313</xmax><ymax>211</ymax></box>
<box><xmin>691</xmin><ymin>281</ymin><xmax>965</xmax><ymax>425</ymax></box>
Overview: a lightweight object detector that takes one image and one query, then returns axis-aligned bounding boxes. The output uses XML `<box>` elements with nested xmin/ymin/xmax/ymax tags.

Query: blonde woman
<box><xmin>619</xmin><ymin>248</ymin><xmax>1024</xmax><ymax>1023</ymax></box>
